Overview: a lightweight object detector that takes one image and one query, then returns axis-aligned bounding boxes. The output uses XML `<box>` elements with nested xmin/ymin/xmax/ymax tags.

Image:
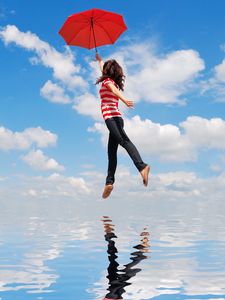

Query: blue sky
<box><xmin>1</xmin><ymin>0</ymin><xmax>225</xmax><ymax>199</ymax></box>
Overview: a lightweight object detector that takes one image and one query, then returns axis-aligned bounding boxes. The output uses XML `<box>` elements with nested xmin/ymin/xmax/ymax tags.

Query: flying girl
<box><xmin>96</xmin><ymin>53</ymin><xmax>150</xmax><ymax>199</ymax></box>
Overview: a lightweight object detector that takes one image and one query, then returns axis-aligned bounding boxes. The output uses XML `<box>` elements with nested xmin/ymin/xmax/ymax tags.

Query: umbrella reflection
<box><xmin>101</xmin><ymin>216</ymin><xmax>150</xmax><ymax>300</ymax></box>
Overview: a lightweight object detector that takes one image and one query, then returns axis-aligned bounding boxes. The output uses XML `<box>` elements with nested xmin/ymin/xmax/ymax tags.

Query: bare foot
<box><xmin>102</xmin><ymin>184</ymin><xmax>113</xmax><ymax>199</ymax></box>
<box><xmin>140</xmin><ymin>165</ymin><xmax>150</xmax><ymax>187</ymax></box>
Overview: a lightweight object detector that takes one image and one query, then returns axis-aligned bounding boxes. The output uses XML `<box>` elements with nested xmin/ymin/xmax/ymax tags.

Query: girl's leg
<box><xmin>106</xmin><ymin>132</ymin><xmax>119</xmax><ymax>185</ymax></box>
<box><xmin>106</xmin><ymin>117</ymin><xmax>147</xmax><ymax>172</ymax></box>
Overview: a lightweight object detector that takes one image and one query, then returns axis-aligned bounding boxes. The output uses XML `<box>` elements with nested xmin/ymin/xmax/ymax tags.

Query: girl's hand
<box><xmin>124</xmin><ymin>99</ymin><xmax>134</xmax><ymax>108</ymax></box>
<box><xmin>95</xmin><ymin>53</ymin><xmax>102</xmax><ymax>62</ymax></box>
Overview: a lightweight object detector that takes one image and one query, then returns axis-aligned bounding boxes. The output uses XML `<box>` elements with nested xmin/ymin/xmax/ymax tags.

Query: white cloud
<box><xmin>89</xmin><ymin>115</ymin><xmax>225</xmax><ymax>162</ymax></box>
<box><xmin>221</xmin><ymin>155</ymin><xmax>225</xmax><ymax>163</ymax></box>
<box><xmin>214</xmin><ymin>58</ymin><xmax>225</xmax><ymax>82</ymax></box>
<box><xmin>202</xmin><ymin>49</ymin><xmax>225</xmax><ymax>102</ymax></box>
<box><xmin>26</xmin><ymin>189</ymin><xmax>38</xmax><ymax>197</ymax></box>
<box><xmin>210</xmin><ymin>154</ymin><xmax>225</xmax><ymax>173</ymax></box>
<box><xmin>113</xmin><ymin>168</ymin><xmax>208</xmax><ymax>200</ymax></box>
<box><xmin>63</xmin><ymin>41</ymin><xmax>206</xmax><ymax>119</ymax></box>
<box><xmin>20</xmin><ymin>173</ymin><xmax>91</xmax><ymax>198</ymax></box>
<box><xmin>0</xmin><ymin>25</ymin><xmax>86</xmax><ymax>89</ymax></box>
<box><xmin>201</xmin><ymin>77</ymin><xmax>225</xmax><ymax>102</ymax></box>
<box><xmin>111</xmin><ymin>44</ymin><xmax>205</xmax><ymax>104</ymax></box>
<box><xmin>0</xmin><ymin>126</ymin><xmax>57</xmax><ymax>151</ymax></box>
<box><xmin>125</xmin><ymin>116</ymin><xmax>192</xmax><ymax>161</ymax></box>
<box><xmin>181</xmin><ymin>116</ymin><xmax>225</xmax><ymax>149</ymax></box>
<box><xmin>73</xmin><ymin>92</ymin><xmax>102</xmax><ymax>121</ymax></box>
<box><xmin>48</xmin><ymin>173</ymin><xmax>90</xmax><ymax>193</ymax></box>
<box><xmin>156</xmin><ymin>171</ymin><xmax>197</xmax><ymax>187</ymax></box>
<box><xmin>1</xmin><ymin>167</ymin><xmax>225</xmax><ymax>203</ymax></box>
<box><xmin>40</xmin><ymin>80</ymin><xmax>72</xmax><ymax>104</ymax></box>
<box><xmin>209</xmin><ymin>164</ymin><xmax>222</xmax><ymax>173</ymax></box>
<box><xmin>22</xmin><ymin>149</ymin><xmax>64</xmax><ymax>172</ymax></box>
<box><xmin>0</xmin><ymin>26</ymin><xmax>206</xmax><ymax>118</ymax></box>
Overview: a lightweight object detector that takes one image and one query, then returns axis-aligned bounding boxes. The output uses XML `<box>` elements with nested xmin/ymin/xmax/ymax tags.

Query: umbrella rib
<box><xmin>95</xmin><ymin>22</ymin><xmax>114</xmax><ymax>44</ymax></box>
<box><xmin>94</xmin><ymin>11</ymin><xmax>127</xmax><ymax>30</ymax></box>
<box><xmin>89</xmin><ymin>22</ymin><xmax>92</xmax><ymax>49</ymax></box>
<box><xmin>100</xmin><ymin>19</ymin><xmax>127</xmax><ymax>30</ymax></box>
<box><xmin>67</xmin><ymin>23</ymin><xmax>90</xmax><ymax>45</ymax></box>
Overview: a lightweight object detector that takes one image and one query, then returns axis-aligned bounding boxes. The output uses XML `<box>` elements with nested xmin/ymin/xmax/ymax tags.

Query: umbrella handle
<box><xmin>91</xmin><ymin>17</ymin><xmax>98</xmax><ymax>53</ymax></box>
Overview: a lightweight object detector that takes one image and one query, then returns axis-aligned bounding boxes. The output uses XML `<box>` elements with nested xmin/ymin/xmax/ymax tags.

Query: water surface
<box><xmin>0</xmin><ymin>195</ymin><xmax>224</xmax><ymax>300</ymax></box>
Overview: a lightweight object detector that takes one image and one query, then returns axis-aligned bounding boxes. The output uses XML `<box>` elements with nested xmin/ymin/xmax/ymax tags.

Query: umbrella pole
<box><xmin>91</xmin><ymin>17</ymin><xmax>98</xmax><ymax>53</ymax></box>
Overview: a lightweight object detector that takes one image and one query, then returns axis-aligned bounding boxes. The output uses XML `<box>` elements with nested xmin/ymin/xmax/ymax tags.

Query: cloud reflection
<box><xmin>0</xmin><ymin>195</ymin><xmax>225</xmax><ymax>299</ymax></box>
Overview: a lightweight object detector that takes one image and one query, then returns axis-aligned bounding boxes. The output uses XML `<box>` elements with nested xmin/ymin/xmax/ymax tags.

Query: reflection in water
<box><xmin>102</xmin><ymin>216</ymin><xmax>150</xmax><ymax>300</ymax></box>
<box><xmin>1</xmin><ymin>196</ymin><xmax>225</xmax><ymax>300</ymax></box>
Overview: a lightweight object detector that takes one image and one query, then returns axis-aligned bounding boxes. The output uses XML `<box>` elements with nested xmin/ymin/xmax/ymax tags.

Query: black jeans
<box><xmin>105</xmin><ymin>117</ymin><xmax>147</xmax><ymax>185</ymax></box>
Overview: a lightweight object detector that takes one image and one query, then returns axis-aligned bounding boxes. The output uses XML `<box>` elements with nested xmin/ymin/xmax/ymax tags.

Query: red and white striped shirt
<box><xmin>99</xmin><ymin>78</ymin><xmax>122</xmax><ymax>121</ymax></box>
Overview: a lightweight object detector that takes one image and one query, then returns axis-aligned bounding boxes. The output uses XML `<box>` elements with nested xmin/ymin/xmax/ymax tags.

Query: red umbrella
<box><xmin>58</xmin><ymin>8</ymin><xmax>127</xmax><ymax>52</ymax></box>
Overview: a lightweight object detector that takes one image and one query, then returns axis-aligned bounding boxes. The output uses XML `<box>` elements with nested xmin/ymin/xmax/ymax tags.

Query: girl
<box><xmin>96</xmin><ymin>53</ymin><xmax>150</xmax><ymax>199</ymax></box>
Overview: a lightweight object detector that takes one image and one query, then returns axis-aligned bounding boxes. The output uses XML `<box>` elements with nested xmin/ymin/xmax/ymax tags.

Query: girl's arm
<box><xmin>95</xmin><ymin>54</ymin><xmax>133</xmax><ymax>108</ymax></box>
<box><xmin>106</xmin><ymin>83</ymin><xmax>134</xmax><ymax>108</ymax></box>
<box><xmin>95</xmin><ymin>53</ymin><xmax>104</xmax><ymax>73</ymax></box>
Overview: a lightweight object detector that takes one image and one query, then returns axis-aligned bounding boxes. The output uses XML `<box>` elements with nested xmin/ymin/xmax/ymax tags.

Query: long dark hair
<box><xmin>96</xmin><ymin>59</ymin><xmax>125</xmax><ymax>91</ymax></box>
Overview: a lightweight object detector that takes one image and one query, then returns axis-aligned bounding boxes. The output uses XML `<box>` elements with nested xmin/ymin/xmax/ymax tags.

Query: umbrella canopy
<box><xmin>58</xmin><ymin>8</ymin><xmax>127</xmax><ymax>52</ymax></box>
